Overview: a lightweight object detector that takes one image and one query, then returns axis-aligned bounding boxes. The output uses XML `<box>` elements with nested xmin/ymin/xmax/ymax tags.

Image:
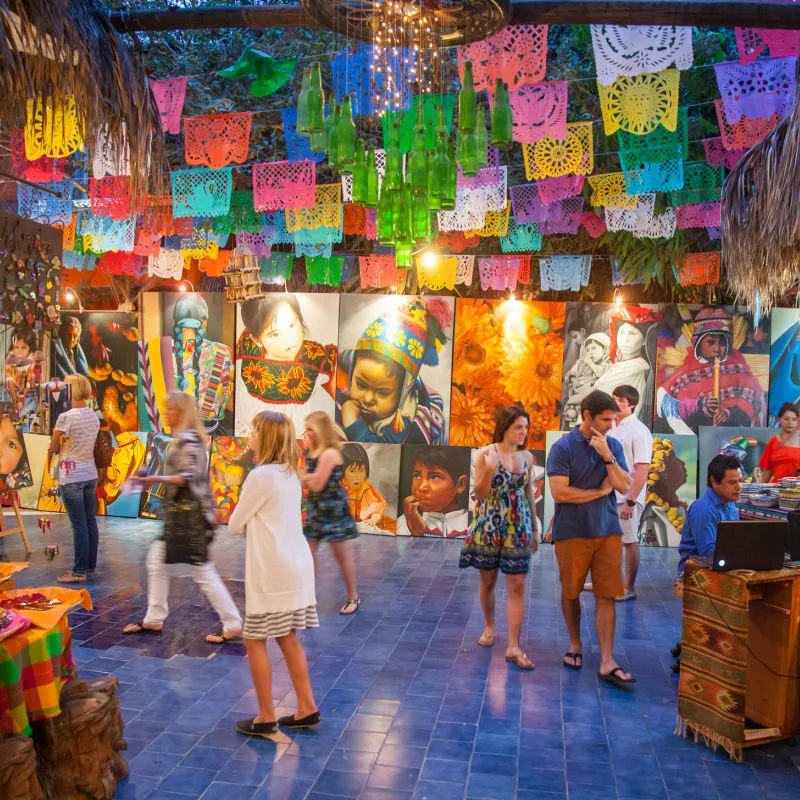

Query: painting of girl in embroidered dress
<box><xmin>234</xmin><ymin>293</ymin><xmax>339</xmax><ymax>436</ymax></box>
<box><xmin>1</xmin><ymin>325</ymin><xmax>47</xmax><ymax>433</ymax></box>
<box><xmin>139</xmin><ymin>292</ymin><xmax>235</xmax><ymax>436</ymax></box>
<box><xmin>560</xmin><ymin>303</ymin><xmax>659</xmax><ymax>430</ymax></box>
<box><xmin>0</xmin><ymin>413</ymin><xmax>32</xmax><ymax>492</ymax></box>
<box><xmin>654</xmin><ymin>305</ymin><xmax>769</xmax><ymax>435</ymax></box>
<box><xmin>336</xmin><ymin>295</ymin><xmax>454</xmax><ymax>444</ymax></box>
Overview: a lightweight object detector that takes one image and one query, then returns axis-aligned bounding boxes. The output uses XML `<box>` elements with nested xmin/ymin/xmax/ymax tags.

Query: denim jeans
<box><xmin>61</xmin><ymin>479</ymin><xmax>99</xmax><ymax>576</ymax></box>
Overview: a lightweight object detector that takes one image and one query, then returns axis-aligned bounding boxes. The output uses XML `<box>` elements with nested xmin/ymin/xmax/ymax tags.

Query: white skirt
<box><xmin>243</xmin><ymin>604</ymin><xmax>319</xmax><ymax>640</ymax></box>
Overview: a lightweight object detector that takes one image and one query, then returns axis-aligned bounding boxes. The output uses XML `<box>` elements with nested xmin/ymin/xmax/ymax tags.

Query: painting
<box><xmin>139</xmin><ymin>292</ymin><xmax>236</xmax><ymax>436</ymax></box>
<box><xmin>101</xmin><ymin>432</ymin><xmax>148</xmax><ymax>518</ymax></box>
<box><xmin>768</xmin><ymin>307</ymin><xmax>800</xmax><ymax>425</ymax></box>
<box><xmin>397</xmin><ymin>445</ymin><xmax>472</xmax><ymax>537</ymax></box>
<box><xmin>139</xmin><ymin>433</ymin><xmax>173</xmax><ymax>519</ymax></box>
<box><xmin>655</xmin><ymin>305</ymin><xmax>769</xmax><ymax>435</ymax></box>
<box><xmin>37</xmin><ymin>451</ymin><xmax>64</xmax><ymax>513</ymax></box>
<box><xmin>53</xmin><ymin>312</ymin><xmax>139</xmax><ymax>433</ymax></box>
<box><xmin>450</xmin><ymin>299</ymin><xmax>565</xmax><ymax>449</ymax></box>
<box><xmin>542</xmin><ymin>430</ymin><xmax>569</xmax><ymax>543</ymax></box>
<box><xmin>0</xmin><ymin>324</ymin><xmax>48</xmax><ymax>433</ymax></box>
<box><xmin>339</xmin><ymin>442</ymin><xmax>400</xmax><ymax>535</ymax></box>
<box><xmin>19</xmin><ymin>433</ymin><xmax>49</xmax><ymax>508</ymax></box>
<box><xmin>698</xmin><ymin>426</ymin><xmax>775</xmax><ymax>489</ymax></box>
<box><xmin>337</xmin><ymin>295</ymin><xmax>454</xmax><ymax>444</ymax></box>
<box><xmin>0</xmin><ymin>414</ymin><xmax>32</xmax><ymax>492</ymax></box>
<box><xmin>561</xmin><ymin>303</ymin><xmax>659</xmax><ymax>430</ymax></box>
<box><xmin>209</xmin><ymin>436</ymin><xmax>256</xmax><ymax>524</ymax></box>
<box><xmin>235</xmin><ymin>293</ymin><xmax>339</xmax><ymax>437</ymax></box>
<box><xmin>640</xmin><ymin>434</ymin><xmax>697</xmax><ymax>548</ymax></box>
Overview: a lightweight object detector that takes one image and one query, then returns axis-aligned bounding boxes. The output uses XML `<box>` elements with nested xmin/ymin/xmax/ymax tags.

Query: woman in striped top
<box><xmin>228</xmin><ymin>411</ymin><xmax>320</xmax><ymax>737</ymax></box>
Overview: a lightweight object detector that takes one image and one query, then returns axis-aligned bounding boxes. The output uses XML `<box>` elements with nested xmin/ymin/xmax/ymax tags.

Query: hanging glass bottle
<box><xmin>306</xmin><ymin>62</ymin><xmax>325</xmax><ymax>134</ymax></box>
<box><xmin>296</xmin><ymin>67</ymin><xmax>312</xmax><ymax>137</ymax></box>
<box><xmin>328</xmin><ymin>103</ymin><xmax>342</xmax><ymax>171</ymax></box>
<box><xmin>377</xmin><ymin>187</ymin><xmax>394</xmax><ymax>244</ymax></box>
<box><xmin>408</xmin><ymin>102</ymin><xmax>429</xmax><ymax>195</ymax></box>
<box><xmin>366</xmin><ymin>146</ymin><xmax>379</xmax><ymax>209</ymax></box>
<box><xmin>458</xmin><ymin>61</ymin><xmax>477</xmax><ymax>133</ymax></box>
<box><xmin>395</xmin><ymin>240</ymin><xmax>412</xmax><ymax>269</ymax></box>
<box><xmin>311</xmin><ymin>97</ymin><xmax>335</xmax><ymax>154</ymax></box>
<box><xmin>338</xmin><ymin>96</ymin><xmax>357</xmax><ymax>170</ymax></box>
<box><xmin>491</xmin><ymin>80</ymin><xmax>513</xmax><ymax>151</ymax></box>
<box><xmin>392</xmin><ymin>180</ymin><xmax>412</xmax><ymax>243</ymax></box>
<box><xmin>351</xmin><ymin>140</ymin><xmax>367</xmax><ymax>205</ymax></box>
<box><xmin>476</xmin><ymin>104</ymin><xmax>489</xmax><ymax>168</ymax></box>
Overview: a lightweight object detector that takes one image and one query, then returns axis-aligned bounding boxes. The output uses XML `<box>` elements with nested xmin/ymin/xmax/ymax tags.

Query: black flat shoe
<box><xmin>278</xmin><ymin>711</ymin><xmax>321</xmax><ymax>728</ymax></box>
<box><xmin>237</xmin><ymin>718</ymin><xmax>278</xmax><ymax>737</ymax></box>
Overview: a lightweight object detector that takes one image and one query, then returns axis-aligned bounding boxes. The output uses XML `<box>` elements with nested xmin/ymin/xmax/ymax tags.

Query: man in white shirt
<box><xmin>609</xmin><ymin>384</ymin><xmax>653</xmax><ymax>601</ymax></box>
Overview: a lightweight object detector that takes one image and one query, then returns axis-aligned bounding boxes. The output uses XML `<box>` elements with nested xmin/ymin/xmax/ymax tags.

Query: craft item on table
<box><xmin>612</xmin><ymin>257</ymin><xmax>645</xmax><ymax>286</ymax></box>
<box><xmin>540</xmin><ymin>255</ymin><xmax>593</xmax><ymax>292</ymax></box>
<box><xmin>285</xmin><ymin>184</ymin><xmax>342</xmax><ymax>232</ymax></box>
<box><xmin>330</xmin><ymin>46</ymin><xmax>412</xmax><ymax>117</ymax></box>
<box><xmin>478</xmin><ymin>256</ymin><xmax>522</xmax><ymax>291</ymax></box>
<box><xmin>736</xmin><ymin>27</ymin><xmax>800</xmax><ymax>65</ymax></box>
<box><xmin>504</xmin><ymin>81</ymin><xmax>568</xmax><ymax>144</ymax></box>
<box><xmin>591</xmin><ymin>25</ymin><xmax>693</xmax><ymax>86</ymax></box>
<box><xmin>702</xmin><ymin>137</ymin><xmax>747</xmax><ymax>170</ymax></box>
<box><xmin>184</xmin><ymin>113</ymin><xmax>253</xmax><ymax>169</ymax></box>
<box><xmin>44</xmin><ymin>544</ymin><xmax>59</xmax><ymax>560</ymax></box>
<box><xmin>172</xmin><ymin>167</ymin><xmax>233</xmax><ymax>218</ymax></box>
<box><xmin>588</xmin><ymin>173</ymin><xmax>639</xmax><ymax>209</ymax></box>
<box><xmin>359</xmin><ymin>255</ymin><xmax>399</xmax><ymax>289</ymax></box>
<box><xmin>209</xmin><ymin>190</ymin><xmax>263</xmax><ymax>236</ymax></box>
<box><xmin>342</xmin><ymin>203</ymin><xmax>367</xmax><ymax>235</ymax></box>
<box><xmin>537</xmin><ymin>174</ymin><xmax>585</xmax><ymax>204</ymax></box>
<box><xmin>618</xmin><ymin>106</ymin><xmax>689</xmax><ymax>163</ymax></box>
<box><xmin>218</xmin><ymin>46</ymin><xmax>297</xmax><ymax>96</ymax></box>
<box><xmin>147</xmin><ymin>249</ymin><xmax>184</xmax><ymax>279</ymax></box>
<box><xmin>457</xmin><ymin>147</ymin><xmax>501</xmax><ymax>189</ymax></box>
<box><xmin>580</xmin><ymin>211</ymin><xmax>607</xmax><ymax>238</ymax></box>
<box><xmin>89</xmin><ymin>176</ymin><xmax>131</xmax><ymax>220</ymax></box>
<box><xmin>236</xmin><ymin>230</ymin><xmax>272</xmax><ymax>258</ymax></box>
<box><xmin>96</xmin><ymin>251</ymin><xmax>137</xmax><ymax>276</ymax></box>
<box><xmin>252</xmin><ymin>160</ymin><xmax>316</xmax><ymax>212</ymax></box>
<box><xmin>61</xmin><ymin>252</ymin><xmax>96</xmax><ymax>271</ymax></box>
<box><xmin>305</xmin><ymin>255</ymin><xmax>344</xmax><ymax>286</ymax></box>
<box><xmin>458</xmin><ymin>25</ymin><xmax>549</xmax><ymax>92</ymax></box>
<box><xmin>675</xmin><ymin>201</ymin><xmax>721</xmax><ymax>229</ymax></box>
<box><xmin>1</xmin><ymin>587</ymin><xmax>92</xmax><ymax>629</ymax></box>
<box><xmin>281</xmin><ymin>106</ymin><xmax>325</xmax><ymax>164</ymax></box>
<box><xmin>675</xmin><ymin>252</ymin><xmax>721</xmax><ymax>286</ymax></box>
<box><xmin>25</xmin><ymin>97</ymin><xmax>84</xmax><ymax>160</ymax></box>
<box><xmin>150</xmin><ymin>77</ymin><xmax>188</xmax><ymax>135</ymax></box>
<box><xmin>382</xmin><ymin>94</ymin><xmax>455</xmax><ymax>153</ymax></box>
<box><xmin>670</xmin><ymin>162</ymin><xmax>724</xmax><ymax>206</ymax></box>
<box><xmin>0</xmin><ymin>608</ymin><xmax>29</xmax><ymax>642</ymax></box>
<box><xmin>714</xmin><ymin>57</ymin><xmax>797</xmax><ymax>124</ymax></box>
<box><xmin>415</xmin><ymin>255</ymin><xmax>458</xmax><ymax>291</ymax></box>
<box><xmin>17</xmin><ymin>179</ymin><xmax>72</xmax><ymax>225</ymax></box>
<box><xmin>714</xmin><ymin>99</ymin><xmax>781</xmax><ymax>151</ymax></box>
<box><xmin>92</xmin><ymin>124</ymin><xmax>130</xmax><ymax>178</ymax></box>
<box><xmin>465</xmin><ymin>205</ymin><xmax>511</xmax><ymax>239</ymax></box>
<box><xmin>259</xmin><ymin>252</ymin><xmax>293</xmax><ymax>284</ymax></box>
<box><xmin>9</xmin><ymin>131</ymin><xmax>65</xmax><ymax>183</ymax></box>
<box><xmin>500</xmin><ymin>217</ymin><xmax>542</xmax><ymax>253</ymax></box>
<box><xmin>78</xmin><ymin>212</ymin><xmax>135</xmax><ymax>252</ymax></box>
<box><xmin>620</xmin><ymin>155</ymin><xmax>684</xmax><ymax>196</ymax></box>
<box><xmin>522</xmin><ymin>121</ymin><xmax>594</xmax><ymax>180</ymax></box>
<box><xmin>598</xmin><ymin>69</ymin><xmax>680</xmax><ymax>135</ymax></box>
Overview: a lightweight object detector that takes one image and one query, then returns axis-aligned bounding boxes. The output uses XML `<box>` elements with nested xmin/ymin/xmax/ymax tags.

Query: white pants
<box><xmin>617</xmin><ymin>502</ymin><xmax>643</xmax><ymax>545</ymax></box>
<box><xmin>143</xmin><ymin>539</ymin><xmax>243</xmax><ymax>633</ymax></box>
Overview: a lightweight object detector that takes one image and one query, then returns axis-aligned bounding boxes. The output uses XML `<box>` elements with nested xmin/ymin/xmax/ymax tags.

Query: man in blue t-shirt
<box><xmin>547</xmin><ymin>390</ymin><xmax>635</xmax><ymax>689</ymax></box>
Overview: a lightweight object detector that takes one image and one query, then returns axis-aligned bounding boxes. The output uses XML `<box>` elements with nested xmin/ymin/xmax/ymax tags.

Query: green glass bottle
<box><xmin>296</xmin><ymin>67</ymin><xmax>312</xmax><ymax>137</ymax></box>
<box><xmin>408</xmin><ymin>102</ymin><xmax>429</xmax><ymax>194</ymax></box>
<box><xmin>476</xmin><ymin>104</ymin><xmax>488</xmax><ymax>168</ymax></box>
<box><xmin>411</xmin><ymin>191</ymin><xmax>431</xmax><ymax>242</ymax></box>
<box><xmin>306</xmin><ymin>62</ymin><xmax>325</xmax><ymax>134</ymax></box>
<box><xmin>392</xmin><ymin>182</ymin><xmax>412</xmax><ymax>242</ymax></box>
<box><xmin>328</xmin><ymin>103</ymin><xmax>342</xmax><ymax>171</ymax></box>
<box><xmin>384</xmin><ymin>120</ymin><xmax>403</xmax><ymax>193</ymax></box>
<box><xmin>351</xmin><ymin>140</ymin><xmax>367</xmax><ymax>205</ymax></box>
<box><xmin>338</xmin><ymin>96</ymin><xmax>357</xmax><ymax>170</ymax></box>
<box><xmin>460</xmin><ymin>130</ymin><xmax>478</xmax><ymax>178</ymax></box>
<box><xmin>312</xmin><ymin>97</ymin><xmax>335</xmax><ymax>154</ymax></box>
<box><xmin>458</xmin><ymin>61</ymin><xmax>477</xmax><ymax>133</ymax></box>
<box><xmin>491</xmin><ymin>80</ymin><xmax>513</xmax><ymax>151</ymax></box>
<box><xmin>366</xmin><ymin>146</ymin><xmax>379</xmax><ymax>208</ymax></box>
<box><xmin>442</xmin><ymin>134</ymin><xmax>457</xmax><ymax>211</ymax></box>
<box><xmin>377</xmin><ymin>187</ymin><xmax>394</xmax><ymax>245</ymax></box>
<box><xmin>395</xmin><ymin>240</ymin><xmax>412</xmax><ymax>269</ymax></box>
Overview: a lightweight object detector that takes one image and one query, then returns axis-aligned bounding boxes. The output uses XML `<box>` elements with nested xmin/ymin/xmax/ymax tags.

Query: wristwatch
<box><xmin>603</xmin><ymin>456</ymin><xmax>617</xmax><ymax>465</ymax></box>
<box><xmin>625</xmin><ymin>498</ymin><xmax>636</xmax><ymax>507</ymax></box>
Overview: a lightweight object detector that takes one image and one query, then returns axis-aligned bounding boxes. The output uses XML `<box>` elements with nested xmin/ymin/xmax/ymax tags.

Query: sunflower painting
<box><xmin>450</xmin><ymin>299</ymin><xmax>566</xmax><ymax>448</ymax></box>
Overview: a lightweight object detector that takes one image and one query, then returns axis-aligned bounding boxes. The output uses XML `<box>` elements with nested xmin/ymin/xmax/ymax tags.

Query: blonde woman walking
<box><xmin>229</xmin><ymin>411</ymin><xmax>320</xmax><ymax>736</ymax></box>
<box><xmin>122</xmin><ymin>392</ymin><xmax>242</xmax><ymax>643</ymax></box>
<box><xmin>302</xmin><ymin>411</ymin><xmax>360</xmax><ymax>615</ymax></box>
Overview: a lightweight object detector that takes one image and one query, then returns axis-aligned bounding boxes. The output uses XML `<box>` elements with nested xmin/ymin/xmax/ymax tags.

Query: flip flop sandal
<box><xmin>237</xmin><ymin>718</ymin><xmax>278</xmax><ymax>737</ymax></box>
<box><xmin>598</xmin><ymin>667</ymin><xmax>636</xmax><ymax>690</ymax></box>
<box><xmin>339</xmin><ymin>598</ymin><xmax>361</xmax><ymax>616</ymax></box>
<box><xmin>278</xmin><ymin>711</ymin><xmax>321</xmax><ymax>728</ymax></box>
<box><xmin>478</xmin><ymin>632</ymin><xmax>495</xmax><ymax>647</ymax></box>
<box><xmin>563</xmin><ymin>652</ymin><xmax>583</xmax><ymax>670</ymax></box>
<box><xmin>505</xmin><ymin>652</ymin><xmax>535</xmax><ymax>670</ymax></box>
<box><xmin>205</xmin><ymin>630</ymin><xmax>243</xmax><ymax>644</ymax></box>
<box><xmin>122</xmin><ymin>622</ymin><xmax>162</xmax><ymax>635</ymax></box>
<box><xmin>57</xmin><ymin>573</ymin><xmax>86</xmax><ymax>584</ymax></box>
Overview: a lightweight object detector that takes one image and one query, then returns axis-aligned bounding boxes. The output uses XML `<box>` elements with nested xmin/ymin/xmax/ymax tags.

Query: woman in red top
<box><xmin>759</xmin><ymin>402</ymin><xmax>800</xmax><ymax>482</ymax></box>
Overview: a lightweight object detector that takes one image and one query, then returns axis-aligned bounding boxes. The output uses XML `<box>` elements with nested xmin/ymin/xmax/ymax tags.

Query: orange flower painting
<box><xmin>450</xmin><ymin>299</ymin><xmax>566</xmax><ymax>448</ymax></box>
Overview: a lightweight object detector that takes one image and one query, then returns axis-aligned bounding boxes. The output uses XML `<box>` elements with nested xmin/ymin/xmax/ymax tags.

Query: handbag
<box><xmin>162</xmin><ymin>484</ymin><xmax>213</xmax><ymax>565</ymax></box>
<box><xmin>94</xmin><ymin>429</ymin><xmax>114</xmax><ymax>469</ymax></box>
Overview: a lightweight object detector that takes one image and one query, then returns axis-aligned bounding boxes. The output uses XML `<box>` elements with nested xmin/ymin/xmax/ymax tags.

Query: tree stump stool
<box><xmin>0</xmin><ymin>735</ymin><xmax>45</xmax><ymax>799</ymax></box>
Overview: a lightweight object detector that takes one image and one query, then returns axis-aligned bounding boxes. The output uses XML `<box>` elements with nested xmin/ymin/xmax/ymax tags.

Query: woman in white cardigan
<box><xmin>228</xmin><ymin>410</ymin><xmax>320</xmax><ymax>737</ymax></box>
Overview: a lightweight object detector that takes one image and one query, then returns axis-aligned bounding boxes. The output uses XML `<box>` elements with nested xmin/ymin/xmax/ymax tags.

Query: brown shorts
<box><xmin>554</xmin><ymin>535</ymin><xmax>624</xmax><ymax>599</ymax></box>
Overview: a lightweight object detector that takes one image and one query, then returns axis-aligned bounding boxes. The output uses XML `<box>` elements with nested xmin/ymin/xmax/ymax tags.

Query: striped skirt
<box><xmin>243</xmin><ymin>604</ymin><xmax>319</xmax><ymax>640</ymax></box>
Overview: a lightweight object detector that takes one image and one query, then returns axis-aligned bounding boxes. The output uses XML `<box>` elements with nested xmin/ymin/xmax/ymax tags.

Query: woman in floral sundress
<box><xmin>302</xmin><ymin>411</ymin><xmax>360</xmax><ymax>615</ymax></box>
<box><xmin>460</xmin><ymin>405</ymin><xmax>541</xmax><ymax>670</ymax></box>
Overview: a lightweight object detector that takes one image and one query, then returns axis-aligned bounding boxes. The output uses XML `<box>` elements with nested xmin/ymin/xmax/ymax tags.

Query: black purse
<box><xmin>162</xmin><ymin>485</ymin><xmax>213</xmax><ymax>565</ymax></box>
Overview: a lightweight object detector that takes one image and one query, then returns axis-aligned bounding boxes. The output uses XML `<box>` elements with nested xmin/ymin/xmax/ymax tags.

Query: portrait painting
<box><xmin>0</xmin><ymin>413</ymin><xmax>32</xmax><ymax>492</ymax></box>
<box><xmin>450</xmin><ymin>299</ymin><xmax>565</xmax><ymax>449</ymax></box>
<box><xmin>139</xmin><ymin>433</ymin><xmax>174</xmax><ymax>519</ymax></box>
<box><xmin>561</xmin><ymin>303</ymin><xmax>659</xmax><ymax>430</ymax></box>
<box><xmin>768</xmin><ymin>307</ymin><xmax>800</xmax><ymax>425</ymax></box>
<box><xmin>655</xmin><ymin>305</ymin><xmax>769</xmax><ymax>435</ymax></box>
<box><xmin>235</xmin><ymin>293</ymin><xmax>339</xmax><ymax>437</ymax></box>
<box><xmin>210</xmin><ymin>436</ymin><xmax>257</xmax><ymax>524</ymax></box>
<box><xmin>139</xmin><ymin>292</ymin><xmax>236</xmax><ymax>436</ymax></box>
<box><xmin>102</xmin><ymin>431</ymin><xmax>148</xmax><ymax>518</ymax></box>
<box><xmin>19</xmin><ymin>433</ymin><xmax>49</xmax><ymax>509</ymax></box>
<box><xmin>698</xmin><ymin>426</ymin><xmax>774</xmax><ymax>489</ymax></box>
<box><xmin>0</xmin><ymin>323</ymin><xmax>48</xmax><ymax>433</ymax></box>
<box><xmin>336</xmin><ymin>295</ymin><xmax>454</xmax><ymax>444</ymax></box>
<box><xmin>37</xmin><ymin>451</ymin><xmax>64</xmax><ymax>513</ymax></box>
<box><xmin>339</xmin><ymin>442</ymin><xmax>400</xmax><ymax>535</ymax></box>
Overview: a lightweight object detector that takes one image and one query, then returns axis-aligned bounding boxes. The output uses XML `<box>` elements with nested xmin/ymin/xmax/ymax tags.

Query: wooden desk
<box><xmin>677</xmin><ymin>559</ymin><xmax>800</xmax><ymax>761</ymax></box>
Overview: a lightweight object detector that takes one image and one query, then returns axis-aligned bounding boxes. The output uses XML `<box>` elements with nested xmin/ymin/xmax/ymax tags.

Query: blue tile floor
<box><xmin>4</xmin><ymin>514</ymin><xmax>800</xmax><ymax>799</ymax></box>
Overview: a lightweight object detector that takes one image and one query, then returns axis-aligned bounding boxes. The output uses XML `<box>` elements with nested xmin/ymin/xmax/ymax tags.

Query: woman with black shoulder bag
<box><xmin>122</xmin><ymin>392</ymin><xmax>242</xmax><ymax>643</ymax></box>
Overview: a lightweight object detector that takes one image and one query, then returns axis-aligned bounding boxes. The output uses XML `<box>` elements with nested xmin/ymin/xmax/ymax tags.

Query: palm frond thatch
<box><xmin>0</xmin><ymin>0</ymin><xmax>167</xmax><ymax>207</ymax></box>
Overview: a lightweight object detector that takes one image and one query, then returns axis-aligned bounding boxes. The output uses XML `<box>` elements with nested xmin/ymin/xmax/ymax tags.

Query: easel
<box><xmin>0</xmin><ymin>490</ymin><xmax>31</xmax><ymax>555</ymax></box>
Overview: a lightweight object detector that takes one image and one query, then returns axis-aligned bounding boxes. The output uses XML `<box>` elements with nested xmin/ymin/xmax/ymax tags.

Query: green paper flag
<box><xmin>218</xmin><ymin>47</ymin><xmax>298</xmax><ymax>98</ymax></box>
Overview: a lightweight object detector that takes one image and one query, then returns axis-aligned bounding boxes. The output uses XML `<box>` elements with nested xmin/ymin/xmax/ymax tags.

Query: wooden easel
<box><xmin>0</xmin><ymin>491</ymin><xmax>31</xmax><ymax>555</ymax></box>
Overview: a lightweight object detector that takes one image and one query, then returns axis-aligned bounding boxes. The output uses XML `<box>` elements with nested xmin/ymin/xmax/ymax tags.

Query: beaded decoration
<box><xmin>148</xmin><ymin>250</ymin><xmax>184</xmax><ymax>279</ymax></box>
<box><xmin>674</xmin><ymin>201</ymin><xmax>721</xmax><ymax>229</ymax></box>
<box><xmin>540</xmin><ymin>255</ymin><xmax>593</xmax><ymax>292</ymax></box>
<box><xmin>500</xmin><ymin>217</ymin><xmax>543</xmax><ymax>253</ymax></box>
<box><xmin>465</xmin><ymin>205</ymin><xmax>511</xmax><ymax>239</ymax></box>
<box><xmin>9</xmin><ymin>130</ymin><xmax>64</xmax><ymax>182</ymax></box>
<box><xmin>281</xmin><ymin>107</ymin><xmax>326</xmax><ymax>164</ymax></box>
<box><xmin>210</xmin><ymin>190</ymin><xmax>264</xmax><ymax>235</ymax></box>
<box><xmin>150</xmin><ymin>77</ymin><xmax>188</xmax><ymax>135</ymax></box>
<box><xmin>252</xmin><ymin>160</ymin><xmax>316</xmax><ymax>212</ymax></box>
<box><xmin>508</xmin><ymin>81</ymin><xmax>568</xmax><ymax>144</ymax></box>
<box><xmin>617</xmin><ymin>106</ymin><xmax>689</xmax><ymax>163</ymax></box>
<box><xmin>714</xmin><ymin>57</ymin><xmax>797</xmax><ymax>124</ymax></box>
<box><xmin>285</xmin><ymin>184</ymin><xmax>342</xmax><ymax>232</ymax></box>
<box><xmin>25</xmin><ymin>97</ymin><xmax>84</xmax><ymax>160</ymax></box>
<box><xmin>676</xmin><ymin>252</ymin><xmax>721</xmax><ymax>286</ymax></box>
<box><xmin>455</xmin><ymin>255</ymin><xmax>475</xmax><ymax>286</ymax></box>
<box><xmin>478</xmin><ymin>256</ymin><xmax>521</xmax><ymax>291</ymax></box>
<box><xmin>702</xmin><ymin>137</ymin><xmax>747</xmax><ymax>170</ymax></box>
<box><xmin>415</xmin><ymin>255</ymin><xmax>457</xmax><ymax>291</ymax></box>
<box><xmin>259</xmin><ymin>253</ymin><xmax>293</xmax><ymax>284</ymax></box>
<box><xmin>184</xmin><ymin>113</ymin><xmax>253</xmax><ymax>169</ymax></box>
<box><xmin>92</xmin><ymin>124</ymin><xmax>130</xmax><ymax>178</ymax></box>
<box><xmin>79</xmin><ymin>213</ymin><xmax>136</xmax><ymax>253</ymax></box>
<box><xmin>597</xmin><ymin>70</ymin><xmax>680</xmax><ymax>135</ymax></box>
<box><xmin>522</xmin><ymin>121</ymin><xmax>594</xmax><ymax>180</ymax></box>
<box><xmin>172</xmin><ymin>168</ymin><xmax>233</xmax><ymax>218</ymax></box>
<box><xmin>359</xmin><ymin>255</ymin><xmax>398</xmax><ymax>289</ymax></box>
<box><xmin>590</xmin><ymin>26</ymin><xmax>693</xmax><ymax>86</ymax></box>
<box><xmin>89</xmin><ymin>176</ymin><xmax>131</xmax><ymax>220</ymax></box>
<box><xmin>714</xmin><ymin>99</ymin><xmax>781</xmax><ymax>150</ymax></box>
<box><xmin>619</xmin><ymin>156</ymin><xmax>684</xmax><ymax>196</ymax></box>
<box><xmin>588</xmin><ymin>173</ymin><xmax>639</xmax><ymax>209</ymax></box>
<box><xmin>580</xmin><ymin>211</ymin><xmax>607</xmax><ymax>238</ymax></box>
<box><xmin>611</xmin><ymin>258</ymin><xmax>645</xmax><ymax>286</ymax></box>
<box><xmin>670</xmin><ymin>162</ymin><xmax>724</xmax><ymax>206</ymax></box>
<box><xmin>236</xmin><ymin>230</ymin><xmax>272</xmax><ymax>258</ymax></box>
<box><xmin>736</xmin><ymin>28</ymin><xmax>800</xmax><ymax>66</ymax></box>
<box><xmin>305</xmin><ymin>255</ymin><xmax>344</xmax><ymax>286</ymax></box>
<box><xmin>537</xmin><ymin>174</ymin><xmax>585</xmax><ymax>205</ymax></box>
<box><xmin>458</xmin><ymin>25</ymin><xmax>549</xmax><ymax>92</ymax></box>
<box><xmin>17</xmin><ymin>179</ymin><xmax>72</xmax><ymax>225</ymax></box>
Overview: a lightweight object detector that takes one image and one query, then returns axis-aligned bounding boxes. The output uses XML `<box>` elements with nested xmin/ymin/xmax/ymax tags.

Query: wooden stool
<box><xmin>0</xmin><ymin>492</ymin><xmax>31</xmax><ymax>555</ymax></box>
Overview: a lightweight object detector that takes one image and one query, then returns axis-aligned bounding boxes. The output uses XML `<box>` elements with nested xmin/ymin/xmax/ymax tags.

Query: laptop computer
<box><xmin>712</xmin><ymin>521</ymin><xmax>788</xmax><ymax>572</ymax></box>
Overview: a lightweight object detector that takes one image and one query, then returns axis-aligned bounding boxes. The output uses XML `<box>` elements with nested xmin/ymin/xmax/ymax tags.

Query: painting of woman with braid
<box><xmin>139</xmin><ymin>293</ymin><xmax>235</xmax><ymax>436</ymax></box>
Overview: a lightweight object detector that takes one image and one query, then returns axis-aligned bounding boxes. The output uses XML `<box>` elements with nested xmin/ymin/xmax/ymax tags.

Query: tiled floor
<box><xmin>4</xmin><ymin>515</ymin><xmax>800</xmax><ymax>799</ymax></box>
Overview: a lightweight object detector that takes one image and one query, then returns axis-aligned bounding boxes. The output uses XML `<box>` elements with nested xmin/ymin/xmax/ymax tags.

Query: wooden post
<box><xmin>0</xmin><ymin>492</ymin><xmax>31</xmax><ymax>555</ymax></box>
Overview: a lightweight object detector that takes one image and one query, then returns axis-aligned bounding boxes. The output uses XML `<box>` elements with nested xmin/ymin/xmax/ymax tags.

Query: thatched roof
<box><xmin>722</xmin><ymin>58</ymin><xmax>800</xmax><ymax>313</ymax></box>
<box><xmin>0</xmin><ymin>0</ymin><xmax>166</xmax><ymax>206</ymax></box>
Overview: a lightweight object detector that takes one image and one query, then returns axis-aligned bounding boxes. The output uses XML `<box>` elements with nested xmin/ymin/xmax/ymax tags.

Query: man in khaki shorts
<box><xmin>609</xmin><ymin>385</ymin><xmax>653</xmax><ymax>601</ymax></box>
<box><xmin>547</xmin><ymin>390</ymin><xmax>636</xmax><ymax>689</ymax></box>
